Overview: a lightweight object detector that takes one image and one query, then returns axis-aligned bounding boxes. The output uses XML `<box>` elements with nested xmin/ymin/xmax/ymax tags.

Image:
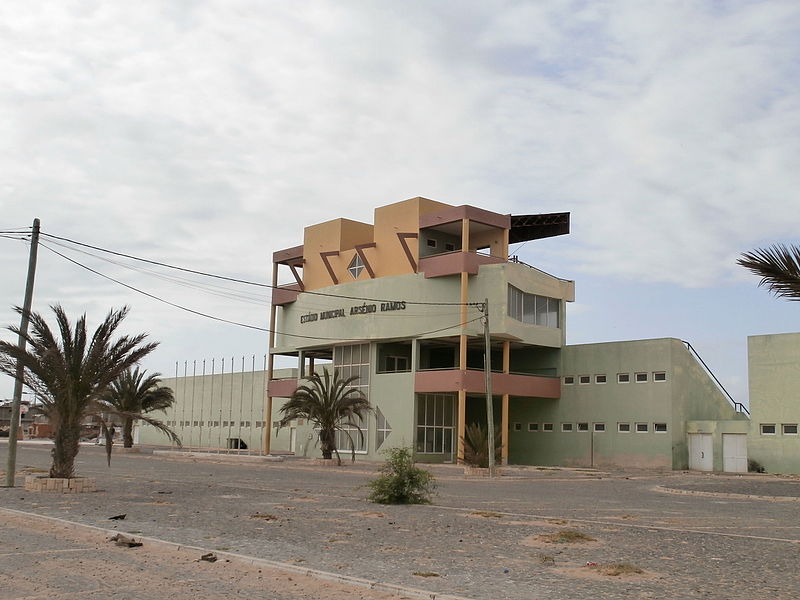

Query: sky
<box><xmin>1</xmin><ymin>1</ymin><xmax>799</xmax><ymax>406</ymax></box>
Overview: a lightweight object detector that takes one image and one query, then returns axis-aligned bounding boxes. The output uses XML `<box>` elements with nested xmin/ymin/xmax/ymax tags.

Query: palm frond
<box><xmin>738</xmin><ymin>244</ymin><xmax>800</xmax><ymax>301</ymax></box>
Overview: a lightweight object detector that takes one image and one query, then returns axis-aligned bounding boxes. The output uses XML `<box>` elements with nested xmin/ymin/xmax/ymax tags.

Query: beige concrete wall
<box><xmin>747</xmin><ymin>332</ymin><xmax>800</xmax><ymax>473</ymax></box>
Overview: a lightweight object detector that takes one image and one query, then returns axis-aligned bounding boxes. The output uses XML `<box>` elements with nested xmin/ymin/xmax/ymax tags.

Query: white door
<box><xmin>289</xmin><ymin>427</ymin><xmax>297</xmax><ymax>454</ymax></box>
<box><xmin>688</xmin><ymin>433</ymin><xmax>713</xmax><ymax>471</ymax></box>
<box><xmin>722</xmin><ymin>434</ymin><xmax>747</xmax><ymax>473</ymax></box>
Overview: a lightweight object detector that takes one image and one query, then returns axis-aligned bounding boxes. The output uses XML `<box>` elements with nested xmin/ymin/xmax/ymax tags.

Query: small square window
<box><xmin>595</xmin><ymin>374</ymin><xmax>607</xmax><ymax>384</ymax></box>
<box><xmin>654</xmin><ymin>423</ymin><xmax>668</xmax><ymax>433</ymax></box>
<box><xmin>564</xmin><ymin>376</ymin><xmax>575</xmax><ymax>385</ymax></box>
<box><xmin>543</xmin><ymin>423</ymin><xmax>554</xmax><ymax>432</ymax></box>
<box><xmin>618</xmin><ymin>422</ymin><xmax>631</xmax><ymax>433</ymax></box>
<box><xmin>426</xmin><ymin>239</ymin><xmax>437</xmax><ymax>248</ymax></box>
<box><xmin>562</xmin><ymin>423</ymin><xmax>574</xmax><ymax>432</ymax></box>
<box><xmin>445</xmin><ymin>242</ymin><xmax>455</xmax><ymax>251</ymax></box>
<box><xmin>513</xmin><ymin>422</ymin><xmax>522</xmax><ymax>431</ymax></box>
<box><xmin>617</xmin><ymin>373</ymin><xmax>630</xmax><ymax>383</ymax></box>
<box><xmin>528</xmin><ymin>423</ymin><xmax>539</xmax><ymax>432</ymax></box>
<box><xmin>654</xmin><ymin>371</ymin><xmax>667</xmax><ymax>382</ymax></box>
<box><xmin>781</xmin><ymin>424</ymin><xmax>797</xmax><ymax>435</ymax></box>
<box><xmin>579</xmin><ymin>375</ymin><xmax>591</xmax><ymax>385</ymax></box>
<box><xmin>594</xmin><ymin>423</ymin><xmax>606</xmax><ymax>432</ymax></box>
<box><xmin>577</xmin><ymin>422</ymin><xmax>589</xmax><ymax>432</ymax></box>
<box><xmin>761</xmin><ymin>424</ymin><xmax>776</xmax><ymax>435</ymax></box>
<box><xmin>635</xmin><ymin>372</ymin><xmax>648</xmax><ymax>383</ymax></box>
<box><xmin>636</xmin><ymin>422</ymin><xmax>649</xmax><ymax>433</ymax></box>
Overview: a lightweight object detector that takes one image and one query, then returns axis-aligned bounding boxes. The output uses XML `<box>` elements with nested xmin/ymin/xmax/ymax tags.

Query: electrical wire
<box><xmin>39</xmin><ymin>241</ymin><xmax>483</xmax><ymax>342</ymax></box>
<box><xmin>39</xmin><ymin>231</ymin><xmax>478</xmax><ymax>307</ymax></box>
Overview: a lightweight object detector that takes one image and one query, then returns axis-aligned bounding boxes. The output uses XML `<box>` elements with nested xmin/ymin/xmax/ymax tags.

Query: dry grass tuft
<box><xmin>590</xmin><ymin>563</ymin><xmax>644</xmax><ymax>576</ymax></box>
<box><xmin>538</xmin><ymin>529</ymin><xmax>596</xmax><ymax>544</ymax></box>
<box><xmin>471</xmin><ymin>510</ymin><xmax>503</xmax><ymax>518</ymax></box>
<box><xmin>412</xmin><ymin>571</ymin><xmax>440</xmax><ymax>577</ymax></box>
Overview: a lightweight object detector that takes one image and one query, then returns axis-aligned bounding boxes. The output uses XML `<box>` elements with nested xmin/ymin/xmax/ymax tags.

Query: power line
<box><xmin>39</xmin><ymin>242</ymin><xmax>482</xmax><ymax>342</ymax></box>
<box><xmin>39</xmin><ymin>231</ymin><xmax>475</xmax><ymax>307</ymax></box>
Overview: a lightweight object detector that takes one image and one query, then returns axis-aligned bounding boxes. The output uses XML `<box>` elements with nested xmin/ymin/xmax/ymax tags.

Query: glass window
<box><xmin>579</xmin><ymin>375</ymin><xmax>590</xmax><ymax>385</ymax></box>
<box><xmin>782</xmin><ymin>424</ymin><xmax>798</xmax><ymax>435</ymax></box>
<box><xmin>415</xmin><ymin>394</ymin><xmax>455</xmax><ymax>454</ymax></box>
<box><xmin>513</xmin><ymin>422</ymin><xmax>522</xmax><ymax>431</ymax></box>
<box><xmin>376</xmin><ymin>407</ymin><xmax>392</xmax><ymax>449</ymax></box>
<box><xmin>543</xmin><ymin>423</ymin><xmax>554</xmax><ymax>432</ymax></box>
<box><xmin>618</xmin><ymin>423</ymin><xmax>631</xmax><ymax>433</ymax></box>
<box><xmin>564</xmin><ymin>376</ymin><xmax>574</xmax><ymax>385</ymax></box>
<box><xmin>636</xmin><ymin>422</ymin><xmax>649</xmax><ymax>433</ymax></box>
<box><xmin>577</xmin><ymin>422</ymin><xmax>589</xmax><ymax>432</ymax></box>
<box><xmin>635</xmin><ymin>372</ymin><xmax>648</xmax><ymax>383</ymax></box>
<box><xmin>445</xmin><ymin>242</ymin><xmax>455</xmax><ymax>251</ymax></box>
<box><xmin>760</xmin><ymin>424</ymin><xmax>776</xmax><ymax>435</ymax></box>
<box><xmin>426</xmin><ymin>239</ymin><xmax>437</xmax><ymax>248</ymax></box>
<box><xmin>562</xmin><ymin>423</ymin><xmax>573</xmax><ymax>432</ymax></box>
<box><xmin>528</xmin><ymin>423</ymin><xmax>539</xmax><ymax>432</ymax></box>
<box><xmin>595</xmin><ymin>374</ymin><xmax>607</xmax><ymax>384</ymax></box>
<box><xmin>618</xmin><ymin>373</ymin><xmax>630</xmax><ymax>383</ymax></box>
<box><xmin>594</xmin><ymin>423</ymin><xmax>605</xmax><ymax>432</ymax></box>
<box><xmin>348</xmin><ymin>254</ymin><xmax>365</xmax><ymax>279</ymax></box>
<box><xmin>654</xmin><ymin>423</ymin><xmax>668</xmax><ymax>433</ymax></box>
<box><xmin>333</xmin><ymin>343</ymin><xmax>370</xmax><ymax>452</ymax></box>
<box><xmin>653</xmin><ymin>371</ymin><xmax>667</xmax><ymax>382</ymax></box>
<box><xmin>507</xmin><ymin>285</ymin><xmax>560</xmax><ymax>328</ymax></box>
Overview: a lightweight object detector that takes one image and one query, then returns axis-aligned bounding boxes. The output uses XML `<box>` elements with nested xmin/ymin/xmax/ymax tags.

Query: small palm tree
<box><xmin>461</xmin><ymin>422</ymin><xmax>502</xmax><ymax>468</ymax></box>
<box><xmin>99</xmin><ymin>367</ymin><xmax>176</xmax><ymax>448</ymax></box>
<box><xmin>738</xmin><ymin>244</ymin><xmax>800</xmax><ymax>301</ymax></box>
<box><xmin>278</xmin><ymin>370</ymin><xmax>371</xmax><ymax>464</ymax></box>
<box><xmin>0</xmin><ymin>305</ymin><xmax>168</xmax><ymax>478</ymax></box>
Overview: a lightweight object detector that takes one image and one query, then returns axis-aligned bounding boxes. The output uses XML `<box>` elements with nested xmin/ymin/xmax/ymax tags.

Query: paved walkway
<box><xmin>2</xmin><ymin>444</ymin><xmax>799</xmax><ymax>599</ymax></box>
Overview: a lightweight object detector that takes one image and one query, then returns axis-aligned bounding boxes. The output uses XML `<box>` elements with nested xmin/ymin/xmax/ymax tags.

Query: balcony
<box><xmin>268</xmin><ymin>378</ymin><xmax>298</xmax><ymax>398</ymax></box>
<box><xmin>414</xmin><ymin>369</ymin><xmax>560</xmax><ymax>398</ymax></box>
<box><xmin>272</xmin><ymin>283</ymin><xmax>302</xmax><ymax>306</ymax></box>
<box><xmin>418</xmin><ymin>251</ymin><xmax>506</xmax><ymax>278</ymax></box>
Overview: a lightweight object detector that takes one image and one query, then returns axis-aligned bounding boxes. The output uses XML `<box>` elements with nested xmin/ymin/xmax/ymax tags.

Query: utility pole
<box><xmin>4</xmin><ymin>218</ymin><xmax>40</xmax><ymax>488</ymax></box>
<box><xmin>482</xmin><ymin>298</ymin><xmax>496</xmax><ymax>477</ymax></box>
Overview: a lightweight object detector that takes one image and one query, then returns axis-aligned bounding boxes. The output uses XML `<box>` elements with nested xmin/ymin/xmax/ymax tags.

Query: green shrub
<box><xmin>748</xmin><ymin>458</ymin><xmax>766</xmax><ymax>473</ymax></box>
<box><xmin>367</xmin><ymin>447</ymin><xmax>436</xmax><ymax>504</ymax></box>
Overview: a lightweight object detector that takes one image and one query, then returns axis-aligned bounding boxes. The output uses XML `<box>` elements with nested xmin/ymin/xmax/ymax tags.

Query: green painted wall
<box><xmin>747</xmin><ymin>332</ymin><xmax>800</xmax><ymax>474</ymax></box>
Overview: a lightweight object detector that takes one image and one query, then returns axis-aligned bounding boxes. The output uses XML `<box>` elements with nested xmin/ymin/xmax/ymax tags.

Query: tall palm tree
<box><xmin>738</xmin><ymin>244</ymin><xmax>800</xmax><ymax>301</ymax></box>
<box><xmin>0</xmin><ymin>305</ymin><xmax>166</xmax><ymax>478</ymax></box>
<box><xmin>278</xmin><ymin>370</ymin><xmax>371</xmax><ymax>464</ymax></box>
<box><xmin>99</xmin><ymin>367</ymin><xmax>176</xmax><ymax>448</ymax></box>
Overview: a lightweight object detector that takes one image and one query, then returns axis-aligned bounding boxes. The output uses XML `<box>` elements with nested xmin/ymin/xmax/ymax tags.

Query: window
<box><xmin>347</xmin><ymin>254</ymin><xmax>365</xmax><ymax>279</ymax></box>
<box><xmin>595</xmin><ymin>374</ymin><xmax>607</xmax><ymax>384</ymax></box>
<box><xmin>618</xmin><ymin>423</ymin><xmax>631</xmax><ymax>433</ymax></box>
<box><xmin>543</xmin><ymin>423</ymin><xmax>554</xmax><ymax>432</ymax></box>
<box><xmin>426</xmin><ymin>238</ymin><xmax>437</xmax><ymax>248</ymax></box>
<box><xmin>445</xmin><ymin>242</ymin><xmax>455</xmax><ymax>251</ymax></box>
<box><xmin>579</xmin><ymin>375</ymin><xmax>590</xmax><ymax>385</ymax></box>
<box><xmin>382</xmin><ymin>355</ymin><xmax>409</xmax><ymax>372</ymax></box>
<box><xmin>653</xmin><ymin>371</ymin><xmax>667</xmax><ymax>382</ymax></box>
<box><xmin>617</xmin><ymin>373</ymin><xmax>630</xmax><ymax>383</ymax></box>
<box><xmin>415</xmin><ymin>394</ymin><xmax>455</xmax><ymax>454</ymax></box>
<box><xmin>781</xmin><ymin>424</ymin><xmax>797</xmax><ymax>435</ymax></box>
<box><xmin>636</xmin><ymin>422</ymin><xmax>649</xmax><ymax>433</ymax></box>
<box><xmin>635</xmin><ymin>372</ymin><xmax>648</xmax><ymax>383</ymax></box>
<box><xmin>334</xmin><ymin>343</ymin><xmax>370</xmax><ymax>452</ymax></box>
<box><xmin>528</xmin><ymin>423</ymin><xmax>539</xmax><ymax>432</ymax></box>
<box><xmin>760</xmin><ymin>424</ymin><xmax>776</xmax><ymax>435</ymax></box>
<box><xmin>593</xmin><ymin>423</ymin><xmax>606</xmax><ymax>432</ymax></box>
<box><xmin>564</xmin><ymin>376</ymin><xmax>575</xmax><ymax>385</ymax></box>
<box><xmin>507</xmin><ymin>285</ymin><xmax>560</xmax><ymax>328</ymax></box>
<box><xmin>654</xmin><ymin>423</ymin><xmax>668</xmax><ymax>433</ymax></box>
<box><xmin>561</xmin><ymin>423</ymin><xmax>573</xmax><ymax>432</ymax></box>
<box><xmin>376</xmin><ymin>407</ymin><xmax>392</xmax><ymax>449</ymax></box>
<box><xmin>513</xmin><ymin>422</ymin><xmax>522</xmax><ymax>431</ymax></box>
<box><xmin>577</xmin><ymin>422</ymin><xmax>589</xmax><ymax>432</ymax></box>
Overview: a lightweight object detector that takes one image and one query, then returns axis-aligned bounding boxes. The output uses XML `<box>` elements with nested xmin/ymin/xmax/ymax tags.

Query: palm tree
<box><xmin>278</xmin><ymin>370</ymin><xmax>371</xmax><ymax>464</ymax></box>
<box><xmin>99</xmin><ymin>367</ymin><xmax>176</xmax><ymax>448</ymax></box>
<box><xmin>0</xmin><ymin>305</ymin><xmax>170</xmax><ymax>478</ymax></box>
<box><xmin>738</xmin><ymin>244</ymin><xmax>800</xmax><ymax>301</ymax></box>
<box><xmin>461</xmin><ymin>422</ymin><xmax>502</xmax><ymax>468</ymax></box>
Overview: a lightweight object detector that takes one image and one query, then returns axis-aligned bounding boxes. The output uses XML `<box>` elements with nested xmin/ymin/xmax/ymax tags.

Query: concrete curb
<box><xmin>654</xmin><ymin>485</ymin><xmax>800</xmax><ymax>502</ymax></box>
<box><xmin>0</xmin><ymin>507</ymin><xmax>473</xmax><ymax>600</ymax></box>
<box><xmin>152</xmin><ymin>450</ymin><xmax>285</xmax><ymax>463</ymax></box>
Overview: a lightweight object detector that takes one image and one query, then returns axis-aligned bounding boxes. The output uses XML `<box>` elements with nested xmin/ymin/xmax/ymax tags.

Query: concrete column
<box><xmin>457</xmin><ymin>217</ymin><xmax>471</xmax><ymax>462</ymax></box>
<box><xmin>264</xmin><ymin>262</ymin><xmax>279</xmax><ymax>455</ymax></box>
<box><xmin>501</xmin><ymin>341</ymin><xmax>510</xmax><ymax>465</ymax></box>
